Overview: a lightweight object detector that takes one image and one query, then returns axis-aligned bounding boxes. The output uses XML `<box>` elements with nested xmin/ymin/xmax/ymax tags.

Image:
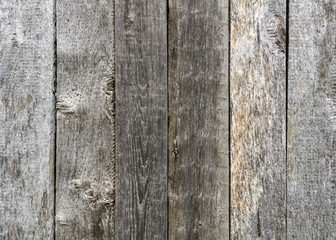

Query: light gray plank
<box><xmin>114</xmin><ymin>0</ymin><xmax>168</xmax><ymax>239</ymax></box>
<box><xmin>55</xmin><ymin>0</ymin><xmax>115</xmax><ymax>238</ymax></box>
<box><xmin>168</xmin><ymin>1</ymin><xmax>229</xmax><ymax>239</ymax></box>
<box><xmin>0</xmin><ymin>0</ymin><xmax>55</xmax><ymax>239</ymax></box>
<box><xmin>230</xmin><ymin>0</ymin><xmax>287</xmax><ymax>238</ymax></box>
<box><xmin>287</xmin><ymin>0</ymin><xmax>336</xmax><ymax>238</ymax></box>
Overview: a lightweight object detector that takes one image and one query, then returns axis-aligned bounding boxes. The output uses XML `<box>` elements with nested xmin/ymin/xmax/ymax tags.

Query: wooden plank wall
<box><xmin>230</xmin><ymin>0</ymin><xmax>287</xmax><ymax>238</ymax></box>
<box><xmin>55</xmin><ymin>0</ymin><xmax>115</xmax><ymax>238</ymax></box>
<box><xmin>114</xmin><ymin>0</ymin><xmax>168</xmax><ymax>239</ymax></box>
<box><xmin>0</xmin><ymin>0</ymin><xmax>55</xmax><ymax>239</ymax></box>
<box><xmin>287</xmin><ymin>0</ymin><xmax>336</xmax><ymax>238</ymax></box>
<box><xmin>1</xmin><ymin>0</ymin><xmax>336</xmax><ymax>239</ymax></box>
<box><xmin>168</xmin><ymin>0</ymin><xmax>229</xmax><ymax>239</ymax></box>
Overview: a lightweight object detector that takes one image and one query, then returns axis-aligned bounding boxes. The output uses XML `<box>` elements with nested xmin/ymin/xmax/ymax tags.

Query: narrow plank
<box><xmin>287</xmin><ymin>0</ymin><xmax>336</xmax><ymax>238</ymax></box>
<box><xmin>168</xmin><ymin>1</ymin><xmax>229</xmax><ymax>239</ymax></box>
<box><xmin>55</xmin><ymin>0</ymin><xmax>115</xmax><ymax>238</ymax></box>
<box><xmin>0</xmin><ymin>0</ymin><xmax>55</xmax><ymax>238</ymax></box>
<box><xmin>230</xmin><ymin>0</ymin><xmax>287</xmax><ymax>238</ymax></box>
<box><xmin>114</xmin><ymin>0</ymin><xmax>167</xmax><ymax>239</ymax></box>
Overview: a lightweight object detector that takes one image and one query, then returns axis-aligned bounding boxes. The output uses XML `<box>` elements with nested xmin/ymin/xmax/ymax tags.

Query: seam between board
<box><xmin>285</xmin><ymin>0</ymin><xmax>289</xmax><ymax>239</ymax></box>
<box><xmin>53</xmin><ymin>0</ymin><xmax>57</xmax><ymax>238</ymax></box>
<box><xmin>228</xmin><ymin>0</ymin><xmax>231</xmax><ymax>238</ymax></box>
<box><xmin>166</xmin><ymin>0</ymin><xmax>170</xmax><ymax>239</ymax></box>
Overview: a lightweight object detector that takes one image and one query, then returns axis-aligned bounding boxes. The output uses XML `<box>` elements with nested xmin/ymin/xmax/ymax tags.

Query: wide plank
<box><xmin>287</xmin><ymin>0</ymin><xmax>336</xmax><ymax>238</ymax></box>
<box><xmin>0</xmin><ymin>0</ymin><xmax>55</xmax><ymax>238</ymax></box>
<box><xmin>168</xmin><ymin>1</ymin><xmax>229</xmax><ymax>239</ymax></box>
<box><xmin>114</xmin><ymin>0</ymin><xmax>168</xmax><ymax>239</ymax></box>
<box><xmin>55</xmin><ymin>0</ymin><xmax>115</xmax><ymax>238</ymax></box>
<box><xmin>230</xmin><ymin>0</ymin><xmax>287</xmax><ymax>238</ymax></box>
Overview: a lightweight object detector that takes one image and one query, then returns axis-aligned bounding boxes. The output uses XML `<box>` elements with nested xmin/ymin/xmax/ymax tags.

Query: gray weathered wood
<box><xmin>287</xmin><ymin>0</ymin><xmax>336</xmax><ymax>238</ymax></box>
<box><xmin>114</xmin><ymin>0</ymin><xmax>168</xmax><ymax>239</ymax></box>
<box><xmin>230</xmin><ymin>0</ymin><xmax>287</xmax><ymax>238</ymax></box>
<box><xmin>0</xmin><ymin>0</ymin><xmax>55</xmax><ymax>239</ymax></box>
<box><xmin>168</xmin><ymin>1</ymin><xmax>229</xmax><ymax>239</ymax></box>
<box><xmin>55</xmin><ymin>0</ymin><xmax>115</xmax><ymax>238</ymax></box>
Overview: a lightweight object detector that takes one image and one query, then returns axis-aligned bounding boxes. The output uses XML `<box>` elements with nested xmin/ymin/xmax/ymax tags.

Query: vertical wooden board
<box><xmin>287</xmin><ymin>0</ymin><xmax>336</xmax><ymax>238</ymax></box>
<box><xmin>168</xmin><ymin>1</ymin><xmax>229</xmax><ymax>239</ymax></box>
<box><xmin>114</xmin><ymin>0</ymin><xmax>167</xmax><ymax>239</ymax></box>
<box><xmin>0</xmin><ymin>0</ymin><xmax>55</xmax><ymax>239</ymax></box>
<box><xmin>230</xmin><ymin>0</ymin><xmax>286</xmax><ymax>238</ymax></box>
<box><xmin>55</xmin><ymin>0</ymin><xmax>115</xmax><ymax>239</ymax></box>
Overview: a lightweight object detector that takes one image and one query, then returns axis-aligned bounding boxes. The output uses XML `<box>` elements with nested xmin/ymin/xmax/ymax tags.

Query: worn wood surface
<box><xmin>2</xmin><ymin>1</ymin><xmax>336</xmax><ymax>239</ymax></box>
<box><xmin>0</xmin><ymin>0</ymin><xmax>55</xmax><ymax>239</ymax></box>
<box><xmin>230</xmin><ymin>0</ymin><xmax>287</xmax><ymax>238</ymax></box>
<box><xmin>287</xmin><ymin>0</ymin><xmax>336</xmax><ymax>239</ymax></box>
<box><xmin>55</xmin><ymin>0</ymin><xmax>115</xmax><ymax>239</ymax></box>
<box><xmin>114</xmin><ymin>0</ymin><xmax>168</xmax><ymax>239</ymax></box>
<box><xmin>168</xmin><ymin>1</ymin><xmax>229</xmax><ymax>239</ymax></box>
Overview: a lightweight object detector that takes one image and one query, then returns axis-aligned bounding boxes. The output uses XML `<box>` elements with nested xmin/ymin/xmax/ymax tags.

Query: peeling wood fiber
<box><xmin>230</xmin><ymin>0</ymin><xmax>287</xmax><ymax>238</ymax></box>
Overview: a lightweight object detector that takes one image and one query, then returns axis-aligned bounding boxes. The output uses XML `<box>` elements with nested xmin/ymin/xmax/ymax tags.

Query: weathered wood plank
<box><xmin>55</xmin><ymin>0</ymin><xmax>115</xmax><ymax>239</ymax></box>
<box><xmin>230</xmin><ymin>0</ymin><xmax>287</xmax><ymax>238</ymax></box>
<box><xmin>114</xmin><ymin>0</ymin><xmax>167</xmax><ymax>239</ymax></box>
<box><xmin>287</xmin><ymin>0</ymin><xmax>336</xmax><ymax>238</ymax></box>
<box><xmin>168</xmin><ymin>1</ymin><xmax>229</xmax><ymax>239</ymax></box>
<box><xmin>0</xmin><ymin>0</ymin><xmax>55</xmax><ymax>239</ymax></box>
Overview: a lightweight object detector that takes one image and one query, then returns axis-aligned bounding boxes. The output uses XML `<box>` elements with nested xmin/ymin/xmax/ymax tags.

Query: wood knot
<box><xmin>85</xmin><ymin>188</ymin><xmax>98</xmax><ymax>203</ymax></box>
<box><xmin>56</xmin><ymin>100</ymin><xmax>75</xmax><ymax>114</ymax></box>
<box><xmin>69</xmin><ymin>179</ymin><xmax>82</xmax><ymax>193</ymax></box>
<box><xmin>124</xmin><ymin>16</ymin><xmax>133</xmax><ymax>35</ymax></box>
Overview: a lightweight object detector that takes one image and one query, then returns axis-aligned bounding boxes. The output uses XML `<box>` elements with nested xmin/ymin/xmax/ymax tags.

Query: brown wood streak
<box><xmin>168</xmin><ymin>0</ymin><xmax>230</xmax><ymax>239</ymax></box>
<box><xmin>55</xmin><ymin>0</ymin><xmax>115</xmax><ymax>239</ymax></box>
<box><xmin>230</xmin><ymin>0</ymin><xmax>286</xmax><ymax>238</ymax></box>
<box><xmin>114</xmin><ymin>0</ymin><xmax>168</xmax><ymax>239</ymax></box>
<box><xmin>0</xmin><ymin>0</ymin><xmax>55</xmax><ymax>239</ymax></box>
<box><xmin>287</xmin><ymin>0</ymin><xmax>336</xmax><ymax>238</ymax></box>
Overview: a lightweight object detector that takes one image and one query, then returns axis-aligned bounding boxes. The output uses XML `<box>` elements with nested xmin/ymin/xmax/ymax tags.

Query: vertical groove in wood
<box><xmin>287</xmin><ymin>0</ymin><xmax>336</xmax><ymax>238</ymax></box>
<box><xmin>230</xmin><ymin>0</ymin><xmax>287</xmax><ymax>238</ymax></box>
<box><xmin>168</xmin><ymin>1</ymin><xmax>230</xmax><ymax>239</ymax></box>
<box><xmin>114</xmin><ymin>0</ymin><xmax>168</xmax><ymax>239</ymax></box>
<box><xmin>55</xmin><ymin>0</ymin><xmax>115</xmax><ymax>239</ymax></box>
<box><xmin>0</xmin><ymin>0</ymin><xmax>55</xmax><ymax>239</ymax></box>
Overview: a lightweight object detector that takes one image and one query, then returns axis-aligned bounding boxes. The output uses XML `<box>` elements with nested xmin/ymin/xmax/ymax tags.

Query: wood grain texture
<box><xmin>287</xmin><ymin>0</ymin><xmax>336</xmax><ymax>239</ymax></box>
<box><xmin>114</xmin><ymin>0</ymin><xmax>167</xmax><ymax>239</ymax></box>
<box><xmin>168</xmin><ymin>1</ymin><xmax>229</xmax><ymax>239</ymax></box>
<box><xmin>0</xmin><ymin>0</ymin><xmax>55</xmax><ymax>239</ymax></box>
<box><xmin>230</xmin><ymin>0</ymin><xmax>286</xmax><ymax>238</ymax></box>
<box><xmin>55</xmin><ymin>0</ymin><xmax>115</xmax><ymax>239</ymax></box>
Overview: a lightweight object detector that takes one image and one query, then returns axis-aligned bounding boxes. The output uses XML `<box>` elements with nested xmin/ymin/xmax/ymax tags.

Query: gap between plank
<box><xmin>53</xmin><ymin>0</ymin><xmax>57</xmax><ymax>238</ymax></box>
<box><xmin>285</xmin><ymin>0</ymin><xmax>289</xmax><ymax>239</ymax></box>
<box><xmin>167</xmin><ymin>0</ymin><xmax>170</xmax><ymax>238</ymax></box>
<box><xmin>228</xmin><ymin>0</ymin><xmax>231</xmax><ymax>238</ymax></box>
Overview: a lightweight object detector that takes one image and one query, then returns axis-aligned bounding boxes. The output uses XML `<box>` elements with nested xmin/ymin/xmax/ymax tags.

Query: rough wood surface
<box><xmin>0</xmin><ymin>0</ymin><xmax>55</xmax><ymax>239</ymax></box>
<box><xmin>114</xmin><ymin>0</ymin><xmax>168</xmax><ymax>239</ymax></box>
<box><xmin>168</xmin><ymin>1</ymin><xmax>229</xmax><ymax>239</ymax></box>
<box><xmin>55</xmin><ymin>0</ymin><xmax>115</xmax><ymax>239</ymax></box>
<box><xmin>287</xmin><ymin>0</ymin><xmax>336</xmax><ymax>239</ymax></box>
<box><xmin>230</xmin><ymin>0</ymin><xmax>287</xmax><ymax>238</ymax></box>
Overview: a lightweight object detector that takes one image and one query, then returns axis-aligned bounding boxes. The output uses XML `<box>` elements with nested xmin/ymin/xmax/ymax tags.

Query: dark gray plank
<box><xmin>230</xmin><ymin>0</ymin><xmax>287</xmax><ymax>238</ymax></box>
<box><xmin>55</xmin><ymin>0</ymin><xmax>115</xmax><ymax>239</ymax></box>
<box><xmin>114</xmin><ymin>0</ymin><xmax>167</xmax><ymax>239</ymax></box>
<box><xmin>287</xmin><ymin>0</ymin><xmax>336</xmax><ymax>238</ymax></box>
<box><xmin>168</xmin><ymin>1</ymin><xmax>229</xmax><ymax>239</ymax></box>
<box><xmin>0</xmin><ymin>0</ymin><xmax>55</xmax><ymax>239</ymax></box>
